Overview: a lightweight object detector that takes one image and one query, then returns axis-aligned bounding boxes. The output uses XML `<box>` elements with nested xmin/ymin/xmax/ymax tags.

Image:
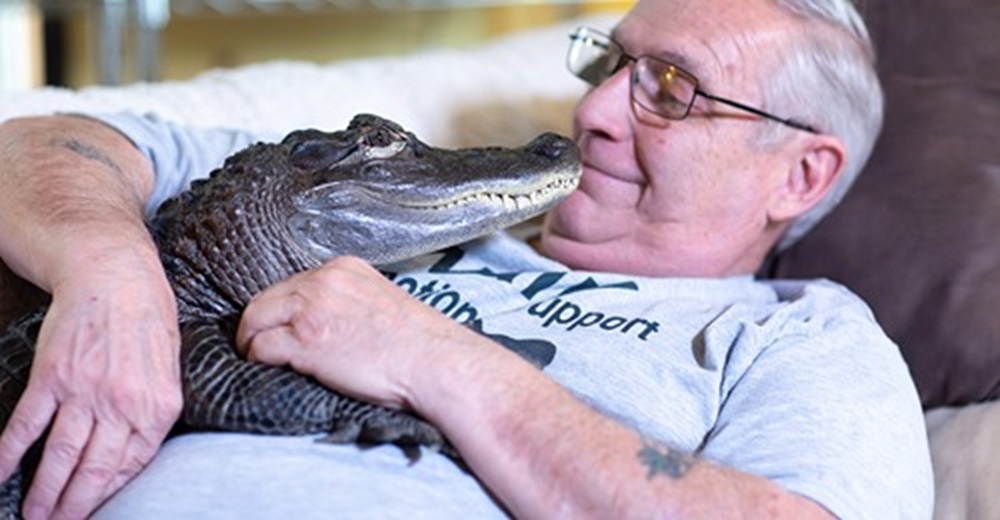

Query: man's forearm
<box><xmin>0</xmin><ymin>115</ymin><xmax>157</xmax><ymax>289</ymax></box>
<box><xmin>0</xmin><ymin>114</ymin><xmax>184</xmax><ymax>520</ymax></box>
<box><xmin>412</xmin><ymin>341</ymin><xmax>833</xmax><ymax>519</ymax></box>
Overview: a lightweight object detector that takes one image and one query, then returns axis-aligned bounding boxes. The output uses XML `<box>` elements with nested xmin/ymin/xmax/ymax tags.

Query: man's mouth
<box><xmin>581</xmin><ymin>161</ymin><xmax>644</xmax><ymax>187</ymax></box>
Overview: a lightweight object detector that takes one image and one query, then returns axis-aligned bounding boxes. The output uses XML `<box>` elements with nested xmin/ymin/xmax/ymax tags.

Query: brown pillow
<box><xmin>769</xmin><ymin>1</ymin><xmax>1000</xmax><ymax>408</ymax></box>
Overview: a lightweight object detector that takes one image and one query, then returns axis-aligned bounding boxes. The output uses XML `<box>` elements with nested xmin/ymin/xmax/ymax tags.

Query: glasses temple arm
<box><xmin>696</xmin><ymin>90</ymin><xmax>818</xmax><ymax>134</ymax></box>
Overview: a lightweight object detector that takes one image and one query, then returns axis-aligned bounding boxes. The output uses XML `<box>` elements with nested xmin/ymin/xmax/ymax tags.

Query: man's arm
<box><xmin>409</xmin><ymin>325</ymin><xmax>832</xmax><ymax>519</ymax></box>
<box><xmin>237</xmin><ymin>257</ymin><xmax>834</xmax><ymax>519</ymax></box>
<box><xmin>0</xmin><ymin>115</ymin><xmax>183</xmax><ymax>519</ymax></box>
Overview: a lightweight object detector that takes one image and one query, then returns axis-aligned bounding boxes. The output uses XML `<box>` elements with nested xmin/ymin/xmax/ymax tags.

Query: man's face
<box><xmin>540</xmin><ymin>0</ymin><xmax>805</xmax><ymax>277</ymax></box>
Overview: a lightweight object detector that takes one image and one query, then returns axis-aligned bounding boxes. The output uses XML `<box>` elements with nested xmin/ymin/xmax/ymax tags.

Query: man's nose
<box><xmin>573</xmin><ymin>65</ymin><xmax>634</xmax><ymax>140</ymax></box>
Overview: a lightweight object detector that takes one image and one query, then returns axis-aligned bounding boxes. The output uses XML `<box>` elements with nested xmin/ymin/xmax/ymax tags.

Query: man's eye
<box><xmin>653</xmin><ymin>87</ymin><xmax>688</xmax><ymax>109</ymax></box>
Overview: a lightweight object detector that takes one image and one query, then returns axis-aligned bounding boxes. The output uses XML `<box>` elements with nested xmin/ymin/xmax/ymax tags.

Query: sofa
<box><xmin>0</xmin><ymin>5</ymin><xmax>996</xmax><ymax>519</ymax></box>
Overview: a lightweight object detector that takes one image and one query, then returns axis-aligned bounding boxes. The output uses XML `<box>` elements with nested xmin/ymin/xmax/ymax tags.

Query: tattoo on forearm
<box><xmin>638</xmin><ymin>439</ymin><xmax>695</xmax><ymax>480</ymax></box>
<box><xmin>56</xmin><ymin>138</ymin><xmax>126</xmax><ymax>179</ymax></box>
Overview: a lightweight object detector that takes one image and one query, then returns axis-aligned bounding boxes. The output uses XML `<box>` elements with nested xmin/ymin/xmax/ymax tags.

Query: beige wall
<box><xmin>61</xmin><ymin>3</ymin><xmax>631</xmax><ymax>88</ymax></box>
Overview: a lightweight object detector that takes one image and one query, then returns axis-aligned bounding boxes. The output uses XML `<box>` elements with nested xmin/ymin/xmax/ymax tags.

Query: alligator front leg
<box><xmin>179</xmin><ymin>318</ymin><xmax>452</xmax><ymax>458</ymax></box>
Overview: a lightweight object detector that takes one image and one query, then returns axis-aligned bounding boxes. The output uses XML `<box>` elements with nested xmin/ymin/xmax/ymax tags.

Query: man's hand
<box><xmin>232</xmin><ymin>256</ymin><xmax>834</xmax><ymax>519</ymax></box>
<box><xmin>0</xmin><ymin>248</ymin><xmax>183</xmax><ymax>520</ymax></box>
<box><xmin>235</xmin><ymin>256</ymin><xmax>479</xmax><ymax>411</ymax></box>
<box><xmin>0</xmin><ymin>115</ymin><xmax>186</xmax><ymax>518</ymax></box>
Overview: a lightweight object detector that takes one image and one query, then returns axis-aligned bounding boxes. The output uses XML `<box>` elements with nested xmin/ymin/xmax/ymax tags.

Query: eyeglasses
<box><xmin>567</xmin><ymin>27</ymin><xmax>818</xmax><ymax>134</ymax></box>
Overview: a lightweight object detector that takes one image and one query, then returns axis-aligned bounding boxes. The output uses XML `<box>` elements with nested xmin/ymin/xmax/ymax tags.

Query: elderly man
<box><xmin>0</xmin><ymin>0</ymin><xmax>932</xmax><ymax>518</ymax></box>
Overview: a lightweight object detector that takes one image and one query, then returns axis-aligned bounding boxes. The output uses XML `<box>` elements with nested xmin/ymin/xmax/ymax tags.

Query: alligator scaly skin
<box><xmin>0</xmin><ymin>114</ymin><xmax>580</xmax><ymax>517</ymax></box>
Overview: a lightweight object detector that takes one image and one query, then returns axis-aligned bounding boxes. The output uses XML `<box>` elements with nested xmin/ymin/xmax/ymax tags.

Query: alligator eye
<box><xmin>367</xmin><ymin>128</ymin><xmax>392</xmax><ymax>148</ymax></box>
<box><xmin>364</xmin><ymin>140</ymin><xmax>406</xmax><ymax>159</ymax></box>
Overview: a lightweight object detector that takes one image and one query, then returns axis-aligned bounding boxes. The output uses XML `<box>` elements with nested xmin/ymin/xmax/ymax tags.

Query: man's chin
<box><xmin>539</xmin><ymin>222</ymin><xmax>623</xmax><ymax>273</ymax></box>
<box><xmin>543</xmin><ymin>193</ymin><xmax>615</xmax><ymax>240</ymax></box>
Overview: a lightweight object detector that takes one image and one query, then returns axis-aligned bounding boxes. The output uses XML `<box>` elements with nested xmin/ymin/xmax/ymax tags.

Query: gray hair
<box><xmin>760</xmin><ymin>0</ymin><xmax>883</xmax><ymax>251</ymax></box>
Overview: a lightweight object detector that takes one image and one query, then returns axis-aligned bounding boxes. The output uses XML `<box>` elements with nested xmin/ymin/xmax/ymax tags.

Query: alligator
<box><xmin>0</xmin><ymin>113</ymin><xmax>581</xmax><ymax>517</ymax></box>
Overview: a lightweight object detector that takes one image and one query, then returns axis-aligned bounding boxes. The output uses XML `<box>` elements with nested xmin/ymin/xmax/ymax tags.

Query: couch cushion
<box><xmin>770</xmin><ymin>1</ymin><xmax>1000</xmax><ymax>408</ymax></box>
<box><xmin>925</xmin><ymin>400</ymin><xmax>1000</xmax><ymax>518</ymax></box>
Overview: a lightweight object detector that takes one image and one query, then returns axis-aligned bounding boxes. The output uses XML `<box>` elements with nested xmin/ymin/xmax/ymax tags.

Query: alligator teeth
<box><xmin>419</xmin><ymin>175</ymin><xmax>578</xmax><ymax>211</ymax></box>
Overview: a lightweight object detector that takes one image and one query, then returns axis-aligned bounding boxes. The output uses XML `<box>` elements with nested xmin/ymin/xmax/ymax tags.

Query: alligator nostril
<box><xmin>529</xmin><ymin>133</ymin><xmax>571</xmax><ymax>160</ymax></box>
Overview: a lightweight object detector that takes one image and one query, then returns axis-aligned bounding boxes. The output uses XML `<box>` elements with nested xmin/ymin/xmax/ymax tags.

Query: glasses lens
<box><xmin>567</xmin><ymin>28</ymin><xmax>623</xmax><ymax>87</ymax></box>
<box><xmin>633</xmin><ymin>57</ymin><xmax>697</xmax><ymax>120</ymax></box>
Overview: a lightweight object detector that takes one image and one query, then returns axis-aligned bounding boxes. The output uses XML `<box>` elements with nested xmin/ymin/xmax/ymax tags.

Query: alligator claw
<box><xmin>318</xmin><ymin>412</ymin><xmax>451</xmax><ymax>463</ymax></box>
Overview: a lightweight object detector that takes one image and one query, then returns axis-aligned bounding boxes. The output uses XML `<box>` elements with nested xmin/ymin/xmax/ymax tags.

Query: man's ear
<box><xmin>768</xmin><ymin>134</ymin><xmax>846</xmax><ymax>223</ymax></box>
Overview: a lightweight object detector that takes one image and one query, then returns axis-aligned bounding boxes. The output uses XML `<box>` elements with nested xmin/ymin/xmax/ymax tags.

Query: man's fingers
<box><xmin>236</xmin><ymin>288</ymin><xmax>302</xmax><ymax>356</ymax></box>
<box><xmin>104</xmin><ymin>429</ymin><xmax>161</xmax><ymax>500</ymax></box>
<box><xmin>22</xmin><ymin>402</ymin><xmax>94</xmax><ymax>519</ymax></box>
<box><xmin>244</xmin><ymin>326</ymin><xmax>299</xmax><ymax>368</ymax></box>
<box><xmin>50</xmin><ymin>422</ymin><xmax>130</xmax><ymax>520</ymax></box>
<box><xmin>0</xmin><ymin>386</ymin><xmax>57</xmax><ymax>481</ymax></box>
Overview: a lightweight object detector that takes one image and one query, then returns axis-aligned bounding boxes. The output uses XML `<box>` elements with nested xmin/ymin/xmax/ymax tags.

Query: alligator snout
<box><xmin>527</xmin><ymin>133</ymin><xmax>577</xmax><ymax>161</ymax></box>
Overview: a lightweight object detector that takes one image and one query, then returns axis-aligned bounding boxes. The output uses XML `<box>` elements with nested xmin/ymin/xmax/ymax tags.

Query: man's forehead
<box><xmin>615</xmin><ymin>0</ymin><xmax>792</xmax><ymax>85</ymax></box>
<box><xmin>612</xmin><ymin>21</ymin><xmax>703</xmax><ymax>77</ymax></box>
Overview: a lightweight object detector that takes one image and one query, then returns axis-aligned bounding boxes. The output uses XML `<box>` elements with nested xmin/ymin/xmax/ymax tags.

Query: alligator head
<box><xmin>278</xmin><ymin>113</ymin><xmax>581</xmax><ymax>265</ymax></box>
<box><xmin>151</xmin><ymin>113</ymin><xmax>581</xmax><ymax>313</ymax></box>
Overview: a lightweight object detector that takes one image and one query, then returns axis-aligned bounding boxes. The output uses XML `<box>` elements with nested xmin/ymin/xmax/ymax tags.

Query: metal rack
<box><xmin>35</xmin><ymin>0</ymin><xmax>169</xmax><ymax>85</ymax></box>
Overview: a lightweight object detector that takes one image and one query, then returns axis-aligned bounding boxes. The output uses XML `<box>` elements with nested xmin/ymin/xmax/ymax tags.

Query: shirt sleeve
<box><xmin>83</xmin><ymin>111</ymin><xmax>282</xmax><ymax>219</ymax></box>
<box><xmin>700</xmin><ymin>281</ymin><xmax>934</xmax><ymax>520</ymax></box>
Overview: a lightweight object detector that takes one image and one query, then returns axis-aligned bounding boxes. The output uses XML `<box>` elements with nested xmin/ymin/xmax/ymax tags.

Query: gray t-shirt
<box><xmin>90</xmin><ymin>112</ymin><xmax>933</xmax><ymax>519</ymax></box>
